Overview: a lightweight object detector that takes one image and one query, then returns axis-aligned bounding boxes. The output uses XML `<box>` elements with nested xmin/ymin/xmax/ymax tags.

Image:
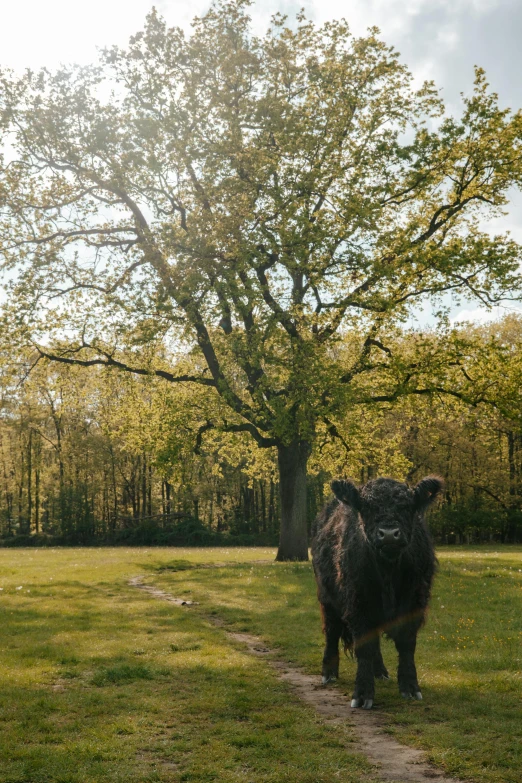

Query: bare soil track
<box><xmin>128</xmin><ymin>575</ymin><xmax>199</xmax><ymax>605</ymax></box>
<box><xmin>130</xmin><ymin>576</ymin><xmax>469</xmax><ymax>783</ymax></box>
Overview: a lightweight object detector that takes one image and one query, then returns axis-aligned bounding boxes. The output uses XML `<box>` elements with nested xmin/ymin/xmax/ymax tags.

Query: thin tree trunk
<box><xmin>136</xmin><ymin>456</ymin><xmax>142</xmax><ymax>517</ymax></box>
<box><xmin>131</xmin><ymin>461</ymin><xmax>138</xmax><ymax>518</ymax></box>
<box><xmin>507</xmin><ymin>430</ymin><xmax>518</xmax><ymax>542</ymax></box>
<box><xmin>18</xmin><ymin>448</ymin><xmax>24</xmax><ymax>532</ymax></box>
<box><xmin>268</xmin><ymin>479</ymin><xmax>275</xmax><ymax>529</ymax></box>
<box><xmin>275</xmin><ymin>440</ymin><xmax>310</xmax><ymax>561</ymax></box>
<box><xmin>508</xmin><ymin>430</ymin><xmax>516</xmax><ymax>504</ymax></box>
<box><xmin>165</xmin><ymin>480</ymin><xmax>171</xmax><ymax>515</ymax></box>
<box><xmin>148</xmin><ymin>463</ymin><xmax>152</xmax><ymax>516</ymax></box>
<box><xmin>110</xmin><ymin>444</ymin><xmax>118</xmax><ymax>530</ymax></box>
<box><xmin>35</xmin><ymin>466</ymin><xmax>40</xmax><ymax>534</ymax></box>
<box><xmin>142</xmin><ymin>454</ymin><xmax>147</xmax><ymax>518</ymax></box>
<box><xmin>33</xmin><ymin>432</ymin><xmax>41</xmax><ymax>535</ymax></box>
<box><xmin>27</xmin><ymin>429</ymin><xmax>33</xmax><ymax>535</ymax></box>
<box><xmin>1</xmin><ymin>432</ymin><xmax>13</xmax><ymax>535</ymax></box>
<box><xmin>46</xmin><ymin>396</ymin><xmax>65</xmax><ymax>529</ymax></box>
<box><xmin>260</xmin><ymin>480</ymin><xmax>266</xmax><ymax>532</ymax></box>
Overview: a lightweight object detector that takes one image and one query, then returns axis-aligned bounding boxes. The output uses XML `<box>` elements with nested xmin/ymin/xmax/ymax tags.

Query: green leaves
<box><xmin>1</xmin><ymin>0</ymin><xmax>521</xmax><ymax>451</ymax></box>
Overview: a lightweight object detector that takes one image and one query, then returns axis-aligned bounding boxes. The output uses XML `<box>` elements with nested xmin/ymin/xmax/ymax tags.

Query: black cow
<box><xmin>311</xmin><ymin>476</ymin><xmax>442</xmax><ymax>709</ymax></box>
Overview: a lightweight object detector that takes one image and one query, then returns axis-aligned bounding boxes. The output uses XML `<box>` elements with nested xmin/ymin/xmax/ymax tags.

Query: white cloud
<box><xmin>451</xmin><ymin>305</ymin><xmax>522</xmax><ymax>325</ymax></box>
<box><xmin>0</xmin><ymin>0</ymin><xmax>513</xmax><ymax>73</ymax></box>
<box><xmin>1</xmin><ymin>0</ymin><xmax>210</xmax><ymax>72</ymax></box>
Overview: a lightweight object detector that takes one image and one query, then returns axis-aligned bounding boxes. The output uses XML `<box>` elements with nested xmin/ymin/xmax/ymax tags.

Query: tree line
<box><xmin>1</xmin><ymin>316</ymin><xmax>521</xmax><ymax>546</ymax></box>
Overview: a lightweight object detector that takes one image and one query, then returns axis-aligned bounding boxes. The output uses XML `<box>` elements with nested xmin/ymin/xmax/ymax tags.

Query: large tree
<box><xmin>1</xmin><ymin>0</ymin><xmax>521</xmax><ymax>559</ymax></box>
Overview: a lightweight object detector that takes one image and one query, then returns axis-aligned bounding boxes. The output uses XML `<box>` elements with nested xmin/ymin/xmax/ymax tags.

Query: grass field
<box><xmin>0</xmin><ymin>546</ymin><xmax>521</xmax><ymax>782</ymax></box>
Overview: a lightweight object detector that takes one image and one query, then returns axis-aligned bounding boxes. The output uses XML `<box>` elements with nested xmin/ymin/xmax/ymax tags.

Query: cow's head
<box><xmin>331</xmin><ymin>476</ymin><xmax>443</xmax><ymax>562</ymax></box>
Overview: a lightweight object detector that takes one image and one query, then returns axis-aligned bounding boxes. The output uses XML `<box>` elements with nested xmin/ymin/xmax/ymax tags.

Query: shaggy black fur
<box><xmin>312</xmin><ymin>476</ymin><xmax>442</xmax><ymax>709</ymax></box>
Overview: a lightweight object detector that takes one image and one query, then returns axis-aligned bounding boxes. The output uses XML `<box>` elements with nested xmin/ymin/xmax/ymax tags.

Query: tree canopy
<box><xmin>1</xmin><ymin>0</ymin><xmax>522</xmax><ymax>558</ymax></box>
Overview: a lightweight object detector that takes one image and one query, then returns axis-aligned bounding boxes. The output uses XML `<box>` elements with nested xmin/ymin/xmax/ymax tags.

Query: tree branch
<box><xmin>193</xmin><ymin>418</ymin><xmax>277</xmax><ymax>451</ymax></box>
<box><xmin>33</xmin><ymin>345</ymin><xmax>217</xmax><ymax>387</ymax></box>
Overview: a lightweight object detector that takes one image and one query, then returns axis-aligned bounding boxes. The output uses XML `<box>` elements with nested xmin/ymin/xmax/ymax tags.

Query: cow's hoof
<box><xmin>322</xmin><ymin>675</ymin><xmax>336</xmax><ymax>685</ymax></box>
<box><xmin>351</xmin><ymin>697</ymin><xmax>373</xmax><ymax>709</ymax></box>
<box><xmin>401</xmin><ymin>689</ymin><xmax>423</xmax><ymax>700</ymax></box>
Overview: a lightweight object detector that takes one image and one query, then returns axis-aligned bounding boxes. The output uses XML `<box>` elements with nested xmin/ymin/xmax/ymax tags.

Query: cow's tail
<box><xmin>341</xmin><ymin>626</ymin><xmax>354</xmax><ymax>658</ymax></box>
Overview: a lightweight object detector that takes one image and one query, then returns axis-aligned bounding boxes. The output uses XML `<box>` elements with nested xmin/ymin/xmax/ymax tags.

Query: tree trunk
<box><xmin>27</xmin><ymin>429</ymin><xmax>32</xmax><ymax>535</ymax></box>
<box><xmin>259</xmin><ymin>480</ymin><xmax>266</xmax><ymax>532</ymax></box>
<box><xmin>35</xmin><ymin>466</ymin><xmax>40</xmax><ymax>535</ymax></box>
<box><xmin>508</xmin><ymin>430</ymin><xmax>516</xmax><ymax>502</ymax></box>
<box><xmin>165</xmin><ymin>480</ymin><xmax>171</xmax><ymax>515</ymax></box>
<box><xmin>147</xmin><ymin>463</ymin><xmax>152</xmax><ymax>516</ymax></box>
<box><xmin>110</xmin><ymin>445</ymin><xmax>118</xmax><ymax>530</ymax></box>
<box><xmin>18</xmin><ymin>448</ymin><xmax>24</xmax><ymax>533</ymax></box>
<box><xmin>141</xmin><ymin>454</ymin><xmax>147</xmax><ymax>518</ymax></box>
<box><xmin>275</xmin><ymin>440</ymin><xmax>311</xmax><ymax>561</ymax></box>
<box><xmin>268</xmin><ymin>479</ymin><xmax>275</xmax><ymax>529</ymax></box>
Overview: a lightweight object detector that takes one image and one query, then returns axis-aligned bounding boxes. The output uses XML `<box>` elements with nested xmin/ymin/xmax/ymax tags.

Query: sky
<box><xmin>1</xmin><ymin>0</ymin><xmax>521</xmax><ymax>324</ymax></box>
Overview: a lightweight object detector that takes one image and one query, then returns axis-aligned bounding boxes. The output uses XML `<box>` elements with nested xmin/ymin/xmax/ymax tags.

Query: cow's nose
<box><xmin>377</xmin><ymin>527</ymin><xmax>402</xmax><ymax>545</ymax></box>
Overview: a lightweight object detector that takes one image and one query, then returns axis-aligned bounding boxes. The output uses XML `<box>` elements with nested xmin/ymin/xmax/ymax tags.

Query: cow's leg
<box><xmin>320</xmin><ymin>603</ymin><xmax>342</xmax><ymax>684</ymax></box>
<box><xmin>373</xmin><ymin>639</ymin><xmax>389</xmax><ymax>680</ymax></box>
<box><xmin>393</xmin><ymin>626</ymin><xmax>422</xmax><ymax>700</ymax></box>
<box><xmin>351</xmin><ymin>637</ymin><xmax>378</xmax><ymax>709</ymax></box>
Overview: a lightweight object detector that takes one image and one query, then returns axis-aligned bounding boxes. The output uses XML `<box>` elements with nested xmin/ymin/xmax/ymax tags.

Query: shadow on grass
<box><xmin>0</xmin><ymin>648</ymin><xmax>372</xmax><ymax>783</ymax></box>
<box><xmin>0</xmin><ymin>567</ymin><xmax>373</xmax><ymax>783</ymax></box>
<box><xmin>154</xmin><ymin>555</ymin><xmax>522</xmax><ymax>783</ymax></box>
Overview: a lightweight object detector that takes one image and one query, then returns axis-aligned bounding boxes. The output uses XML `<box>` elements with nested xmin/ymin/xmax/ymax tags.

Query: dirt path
<box><xmin>129</xmin><ymin>575</ymin><xmax>199</xmax><ymax>605</ymax></box>
<box><xmin>130</xmin><ymin>576</ymin><xmax>468</xmax><ymax>783</ymax></box>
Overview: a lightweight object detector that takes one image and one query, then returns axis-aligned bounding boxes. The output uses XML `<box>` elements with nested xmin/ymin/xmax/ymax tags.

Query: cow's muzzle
<box><xmin>376</xmin><ymin>527</ymin><xmax>405</xmax><ymax>560</ymax></box>
<box><xmin>377</xmin><ymin>527</ymin><xmax>402</xmax><ymax>545</ymax></box>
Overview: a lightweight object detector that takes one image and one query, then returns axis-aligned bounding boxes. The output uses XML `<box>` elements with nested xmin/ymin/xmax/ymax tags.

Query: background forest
<box><xmin>2</xmin><ymin>314</ymin><xmax>522</xmax><ymax>546</ymax></box>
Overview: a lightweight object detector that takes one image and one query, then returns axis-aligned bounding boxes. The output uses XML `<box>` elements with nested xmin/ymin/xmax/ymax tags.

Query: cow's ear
<box><xmin>331</xmin><ymin>479</ymin><xmax>361</xmax><ymax>510</ymax></box>
<box><xmin>413</xmin><ymin>476</ymin><xmax>444</xmax><ymax>511</ymax></box>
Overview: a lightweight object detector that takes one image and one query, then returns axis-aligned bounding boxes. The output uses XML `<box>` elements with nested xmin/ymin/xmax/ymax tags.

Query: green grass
<box><xmin>150</xmin><ymin>546</ymin><xmax>522</xmax><ymax>783</ymax></box>
<box><xmin>0</xmin><ymin>548</ymin><xmax>370</xmax><ymax>783</ymax></box>
<box><xmin>1</xmin><ymin>547</ymin><xmax>521</xmax><ymax>782</ymax></box>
